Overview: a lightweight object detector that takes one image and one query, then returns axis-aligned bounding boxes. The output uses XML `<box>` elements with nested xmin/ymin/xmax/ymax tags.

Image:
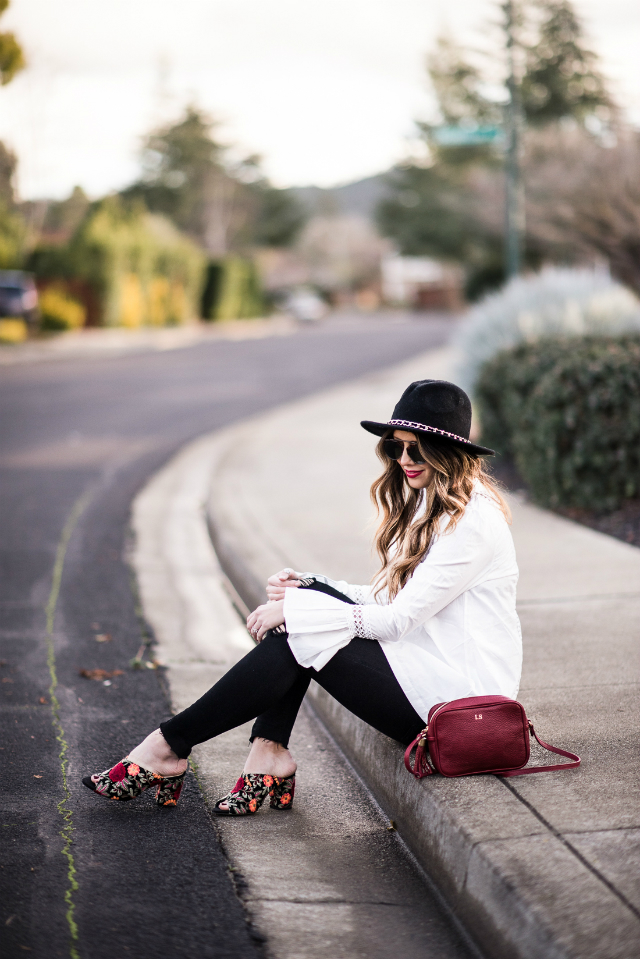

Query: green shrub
<box><xmin>476</xmin><ymin>336</ymin><xmax>640</xmax><ymax>510</ymax></box>
<box><xmin>211</xmin><ymin>256</ymin><xmax>264</xmax><ymax>321</ymax></box>
<box><xmin>28</xmin><ymin>198</ymin><xmax>206</xmax><ymax>327</ymax></box>
<box><xmin>0</xmin><ymin>199</ymin><xmax>26</xmax><ymax>268</ymax></box>
<box><xmin>457</xmin><ymin>267</ymin><xmax>640</xmax><ymax>395</ymax></box>
<box><xmin>39</xmin><ymin>286</ymin><xmax>86</xmax><ymax>331</ymax></box>
<box><xmin>200</xmin><ymin>261</ymin><xmax>224</xmax><ymax>320</ymax></box>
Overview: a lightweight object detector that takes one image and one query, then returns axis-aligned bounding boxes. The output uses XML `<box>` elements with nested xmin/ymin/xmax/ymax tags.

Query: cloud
<box><xmin>1</xmin><ymin>0</ymin><xmax>638</xmax><ymax>198</ymax></box>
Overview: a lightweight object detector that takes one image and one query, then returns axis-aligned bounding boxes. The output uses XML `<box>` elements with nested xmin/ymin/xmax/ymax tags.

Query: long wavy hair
<box><xmin>371</xmin><ymin>432</ymin><xmax>510</xmax><ymax>600</ymax></box>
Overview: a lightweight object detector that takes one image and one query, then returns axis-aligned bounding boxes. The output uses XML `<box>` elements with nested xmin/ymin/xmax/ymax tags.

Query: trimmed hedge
<box><xmin>201</xmin><ymin>257</ymin><xmax>264</xmax><ymax>321</ymax></box>
<box><xmin>476</xmin><ymin>336</ymin><xmax>640</xmax><ymax>510</ymax></box>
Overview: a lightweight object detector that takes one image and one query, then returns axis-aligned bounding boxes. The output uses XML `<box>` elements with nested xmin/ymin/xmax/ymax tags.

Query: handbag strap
<box><xmin>404</xmin><ymin>729</ymin><xmax>433</xmax><ymax>779</ymax></box>
<box><xmin>499</xmin><ymin>722</ymin><xmax>581</xmax><ymax>777</ymax></box>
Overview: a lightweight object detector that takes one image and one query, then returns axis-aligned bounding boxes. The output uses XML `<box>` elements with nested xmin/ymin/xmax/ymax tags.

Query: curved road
<box><xmin>0</xmin><ymin>314</ymin><xmax>453</xmax><ymax>958</ymax></box>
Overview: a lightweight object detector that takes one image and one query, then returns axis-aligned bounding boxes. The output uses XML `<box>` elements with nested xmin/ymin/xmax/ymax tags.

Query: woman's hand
<box><xmin>266</xmin><ymin>568</ymin><xmax>302</xmax><ymax>601</ymax></box>
<box><xmin>247</xmin><ymin>600</ymin><xmax>285</xmax><ymax>642</ymax></box>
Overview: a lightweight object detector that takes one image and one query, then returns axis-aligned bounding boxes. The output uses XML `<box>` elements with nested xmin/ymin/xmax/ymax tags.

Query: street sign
<box><xmin>431</xmin><ymin>125</ymin><xmax>504</xmax><ymax>146</ymax></box>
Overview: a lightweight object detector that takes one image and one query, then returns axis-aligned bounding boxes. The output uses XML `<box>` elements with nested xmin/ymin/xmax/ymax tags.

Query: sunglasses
<box><xmin>382</xmin><ymin>438</ymin><xmax>426</xmax><ymax>464</ymax></box>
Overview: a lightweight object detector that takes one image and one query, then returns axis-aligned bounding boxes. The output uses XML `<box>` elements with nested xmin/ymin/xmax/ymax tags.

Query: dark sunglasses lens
<box><xmin>383</xmin><ymin>439</ymin><xmax>425</xmax><ymax>463</ymax></box>
<box><xmin>383</xmin><ymin>439</ymin><xmax>403</xmax><ymax>460</ymax></box>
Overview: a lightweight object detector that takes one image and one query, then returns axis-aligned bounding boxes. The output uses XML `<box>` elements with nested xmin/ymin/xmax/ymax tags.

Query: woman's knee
<box><xmin>247</xmin><ymin>628</ymin><xmax>305</xmax><ymax>682</ymax></box>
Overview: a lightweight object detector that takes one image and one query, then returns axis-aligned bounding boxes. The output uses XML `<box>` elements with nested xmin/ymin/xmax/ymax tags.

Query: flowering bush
<box><xmin>39</xmin><ymin>286</ymin><xmax>86</xmax><ymax>332</ymax></box>
<box><xmin>0</xmin><ymin>318</ymin><xmax>27</xmax><ymax>343</ymax></box>
<box><xmin>456</xmin><ymin>267</ymin><xmax>640</xmax><ymax>393</ymax></box>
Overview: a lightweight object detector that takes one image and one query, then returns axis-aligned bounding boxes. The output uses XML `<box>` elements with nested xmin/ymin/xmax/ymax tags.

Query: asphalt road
<box><xmin>0</xmin><ymin>313</ymin><xmax>454</xmax><ymax>959</ymax></box>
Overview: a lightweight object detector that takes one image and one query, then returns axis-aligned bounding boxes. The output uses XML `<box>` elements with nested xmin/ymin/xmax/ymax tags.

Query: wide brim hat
<box><xmin>361</xmin><ymin>379</ymin><xmax>494</xmax><ymax>457</ymax></box>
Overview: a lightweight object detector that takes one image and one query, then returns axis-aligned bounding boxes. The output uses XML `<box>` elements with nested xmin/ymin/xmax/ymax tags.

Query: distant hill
<box><xmin>289</xmin><ymin>172</ymin><xmax>393</xmax><ymax>222</ymax></box>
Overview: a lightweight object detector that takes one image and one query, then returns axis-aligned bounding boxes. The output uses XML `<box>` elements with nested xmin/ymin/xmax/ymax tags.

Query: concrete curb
<box><xmin>0</xmin><ymin>315</ymin><xmax>298</xmax><ymax>365</ymax></box>
<box><xmin>207</xmin><ymin>502</ymin><xmax>573</xmax><ymax>959</ymax></box>
<box><xmin>204</xmin><ymin>348</ymin><xmax>640</xmax><ymax>959</ymax></box>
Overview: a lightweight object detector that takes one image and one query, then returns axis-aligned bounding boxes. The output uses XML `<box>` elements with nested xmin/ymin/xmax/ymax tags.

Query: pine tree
<box><xmin>123</xmin><ymin>107</ymin><xmax>305</xmax><ymax>254</ymax></box>
<box><xmin>521</xmin><ymin>0</ymin><xmax>612</xmax><ymax>125</ymax></box>
<box><xmin>376</xmin><ymin>0</ymin><xmax>615</xmax><ymax>299</ymax></box>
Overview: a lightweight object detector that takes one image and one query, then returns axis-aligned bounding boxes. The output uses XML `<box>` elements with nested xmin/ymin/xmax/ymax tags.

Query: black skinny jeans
<box><xmin>160</xmin><ymin>582</ymin><xmax>424</xmax><ymax>758</ymax></box>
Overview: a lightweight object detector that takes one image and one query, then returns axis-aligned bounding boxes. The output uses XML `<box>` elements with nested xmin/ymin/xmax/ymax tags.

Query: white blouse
<box><xmin>283</xmin><ymin>484</ymin><xmax>522</xmax><ymax>723</ymax></box>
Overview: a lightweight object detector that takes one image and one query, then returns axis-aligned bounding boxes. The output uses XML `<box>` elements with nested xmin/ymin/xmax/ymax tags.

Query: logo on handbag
<box><xmin>475</xmin><ymin>714</ymin><xmax>483</xmax><ymax>720</ymax></box>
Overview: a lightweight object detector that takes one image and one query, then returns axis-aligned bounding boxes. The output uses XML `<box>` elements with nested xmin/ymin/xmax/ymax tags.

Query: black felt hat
<box><xmin>361</xmin><ymin>379</ymin><xmax>494</xmax><ymax>457</ymax></box>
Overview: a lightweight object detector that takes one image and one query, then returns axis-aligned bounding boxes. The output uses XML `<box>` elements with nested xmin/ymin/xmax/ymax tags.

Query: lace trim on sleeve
<box><xmin>347</xmin><ymin>605</ymin><xmax>376</xmax><ymax>640</ymax></box>
<box><xmin>352</xmin><ymin>585</ymin><xmax>368</xmax><ymax>604</ymax></box>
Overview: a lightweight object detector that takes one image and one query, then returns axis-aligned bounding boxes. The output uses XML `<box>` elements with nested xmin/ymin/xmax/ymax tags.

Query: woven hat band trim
<box><xmin>387</xmin><ymin>419</ymin><xmax>471</xmax><ymax>445</ymax></box>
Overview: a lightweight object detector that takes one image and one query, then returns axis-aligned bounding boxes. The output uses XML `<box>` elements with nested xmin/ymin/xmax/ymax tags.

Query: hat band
<box><xmin>388</xmin><ymin>419</ymin><xmax>471</xmax><ymax>445</ymax></box>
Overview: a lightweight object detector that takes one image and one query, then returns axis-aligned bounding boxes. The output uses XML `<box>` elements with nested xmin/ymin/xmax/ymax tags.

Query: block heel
<box><xmin>155</xmin><ymin>772</ymin><xmax>186</xmax><ymax>806</ymax></box>
<box><xmin>214</xmin><ymin>772</ymin><xmax>295</xmax><ymax>816</ymax></box>
<box><xmin>270</xmin><ymin>774</ymin><xmax>295</xmax><ymax>810</ymax></box>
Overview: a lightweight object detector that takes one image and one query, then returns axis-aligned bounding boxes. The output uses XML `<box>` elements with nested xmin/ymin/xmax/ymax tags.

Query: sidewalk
<box><xmin>0</xmin><ymin>315</ymin><xmax>298</xmax><ymax>364</ymax></box>
<box><xmin>205</xmin><ymin>346</ymin><xmax>640</xmax><ymax>959</ymax></box>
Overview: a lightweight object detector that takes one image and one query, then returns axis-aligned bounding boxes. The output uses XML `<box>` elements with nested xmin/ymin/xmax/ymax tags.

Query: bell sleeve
<box><xmin>284</xmin><ymin>510</ymin><xmax>494</xmax><ymax>668</ymax></box>
<box><xmin>284</xmin><ymin>586</ymin><xmax>356</xmax><ymax>669</ymax></box>
<box><xmin>346</xmin><ymin>512</ymin><xmax>494</xmax><ymax>644</ymax></box>
<box><xmin>298</xmin><ymin>572</ymin><xmax>379</xmax><ymax>605</ymax></box>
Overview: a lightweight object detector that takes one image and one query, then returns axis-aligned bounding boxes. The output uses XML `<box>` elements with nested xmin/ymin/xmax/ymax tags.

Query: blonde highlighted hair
<box><xmin>371</xmin><ymin>433</ymin><xmax>510</xmax><ymax>600</ymax></box>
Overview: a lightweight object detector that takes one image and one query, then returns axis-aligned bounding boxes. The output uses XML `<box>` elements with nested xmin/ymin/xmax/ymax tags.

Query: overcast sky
<box><xmin>2</xmin><ymin>0</ymin><xmax>639</xmax><ymax>200</ymax></box>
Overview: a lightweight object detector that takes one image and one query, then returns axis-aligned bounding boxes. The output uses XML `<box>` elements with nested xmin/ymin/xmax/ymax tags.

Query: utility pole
<box><xmin>503</xmin><ymin>1</ymin><xmax>525</xmax><ymax>278</ymax></box>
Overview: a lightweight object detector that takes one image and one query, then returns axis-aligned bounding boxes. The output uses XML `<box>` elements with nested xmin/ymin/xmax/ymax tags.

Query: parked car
<box><xmin>284</xmin><ymin>287</ymin><xmax>328</xmax><ymax>323</ymax></box>
<box><xmin>0</xmin><ymin>271</ymin><xmax>39</xmax><ymax>328</ymax></box>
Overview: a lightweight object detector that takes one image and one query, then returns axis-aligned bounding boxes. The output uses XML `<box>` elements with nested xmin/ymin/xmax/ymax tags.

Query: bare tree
<box><xmin>524</xmin><ymin>126</ymin><xmax>640</xmax><ymax>294</ymax></box>
<box><xmin>296</xmin><ymin>216</ymin><xmax>388</xmax><ymax>295</ymax></box>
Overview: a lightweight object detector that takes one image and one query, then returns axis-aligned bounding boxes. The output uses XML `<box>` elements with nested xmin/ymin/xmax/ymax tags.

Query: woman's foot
<box><xmin>90</xmin><ymin>728</ymin><xmax>187</xmax><ymax>786</ymax></box>
<box><xmin>217</xmin><ymin>738</ymin><xmax>296</xmax><ymax>811</ymax></box>
<box><xmin>244</xmin><ymin>738</ymin><xmax>297</xmax><ymax>778</ymax></box>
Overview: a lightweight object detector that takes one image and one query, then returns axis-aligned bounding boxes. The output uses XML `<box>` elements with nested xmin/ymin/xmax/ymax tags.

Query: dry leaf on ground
<box><xmin>78</xmin><ymin>668</ymin><xmax>124</xmax><ymax>681</ymax></box>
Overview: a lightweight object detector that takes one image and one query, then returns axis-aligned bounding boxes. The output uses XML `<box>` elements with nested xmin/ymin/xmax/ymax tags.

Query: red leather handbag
<box><xmin>404</xmin><ymin>695</ymin><xmax>580</xmax><ymax>779</ymax></box>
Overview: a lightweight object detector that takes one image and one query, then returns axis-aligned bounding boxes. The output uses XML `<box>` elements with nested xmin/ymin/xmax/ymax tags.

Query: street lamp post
<box><xmin>504</xmin><ymin>0</ymin><xmax>525</xmax><ymax>279</ymax></box>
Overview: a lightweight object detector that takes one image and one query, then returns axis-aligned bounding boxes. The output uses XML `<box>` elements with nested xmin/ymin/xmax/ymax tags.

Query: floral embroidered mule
<box><xmin>82</xmin><ymin>758</ymin><xmax>186</xmax><ymax>807</ymax></box>
<box><xmin>214</xmin><ymin>773</ymin><xmax>295</xmax><ymax>816</ymax></box>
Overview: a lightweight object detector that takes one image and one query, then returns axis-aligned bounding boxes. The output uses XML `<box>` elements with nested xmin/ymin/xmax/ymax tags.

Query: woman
<box><xmin>83</xmin><ymin>379</ymin><xmax>521</xmax><ymax>815</ymax></box>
